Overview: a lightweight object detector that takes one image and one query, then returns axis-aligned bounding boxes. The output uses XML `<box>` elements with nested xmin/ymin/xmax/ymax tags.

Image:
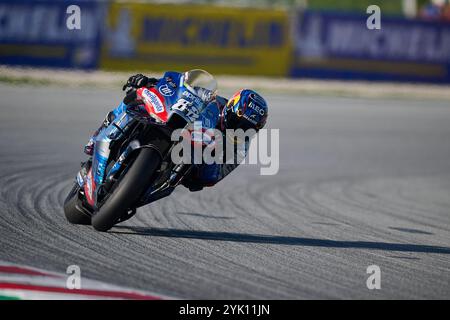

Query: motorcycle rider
<box><xmin>84</xmin><ymin>71</ymin><xmax>268</xmax><ymax>192</ymax></box>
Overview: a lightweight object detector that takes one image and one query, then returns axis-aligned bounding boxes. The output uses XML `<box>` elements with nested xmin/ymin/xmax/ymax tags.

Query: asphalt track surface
<box><xmin>0</xmin><ymin>83</ymin><xmax>449</xmax><ymax>299</ymax></box>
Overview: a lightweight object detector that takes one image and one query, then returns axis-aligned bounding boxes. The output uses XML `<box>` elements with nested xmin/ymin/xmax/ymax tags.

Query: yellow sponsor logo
<box><xmin>101</xmin><ymin>3</ymin><xmax>292</xmax><ymax>77</ymax></box>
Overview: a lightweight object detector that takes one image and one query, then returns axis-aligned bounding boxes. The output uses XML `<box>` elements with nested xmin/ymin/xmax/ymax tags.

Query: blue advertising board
<box><xmin>291</xmin><ymin>10</ymin><xmax>450</xmax><ymax>83</ymax></box>
<box><xmin>0</xmin><ymin>0</ymin><xmax>106</xmax><ymax>69</ymax></box>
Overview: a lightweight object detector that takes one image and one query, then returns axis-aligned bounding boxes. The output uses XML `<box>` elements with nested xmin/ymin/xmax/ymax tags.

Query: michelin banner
<box><xmin>101</xmin><ymin>2</ymin><xmax>292</xmax><ymax>77</ymax></box>
<box><xmin>291</xmin><ymin>10</ymin><xmax>450</xmax><ymax>83</ymax></box>
<box><xmin>0</xmin><ymin>0</ymin><xmax>106</xmax><ymax>69</ymax></box>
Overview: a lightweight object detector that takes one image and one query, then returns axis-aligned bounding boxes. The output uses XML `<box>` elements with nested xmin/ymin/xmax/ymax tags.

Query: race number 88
<box><xmin>172</xmin><ymin>99</ymin><xmax>200</xmax><ymax>122</ymax></box>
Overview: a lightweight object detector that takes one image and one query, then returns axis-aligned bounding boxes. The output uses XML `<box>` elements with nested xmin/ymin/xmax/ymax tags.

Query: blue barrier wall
<box><xmin>291</xmin><ymin>10</ymin><xmax>450</xmax><ymax>83</ymax></box>
<box><xmin>0</xmin><ymin>0</ymin><xmax>106</xmax><ymax>69</ymax></box>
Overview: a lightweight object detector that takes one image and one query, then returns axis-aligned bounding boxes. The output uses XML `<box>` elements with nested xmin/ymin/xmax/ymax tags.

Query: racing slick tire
<box><xmin>91</xmin><ymin>148</ymin><xmax>161</xmax><ymax>232</ymax></box>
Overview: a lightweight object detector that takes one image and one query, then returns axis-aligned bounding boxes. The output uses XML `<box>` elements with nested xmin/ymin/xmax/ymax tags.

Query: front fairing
<box><xmin>82</xmin><ymin>109</ymin><xmax>134</xmax><ymax>208</ymax></box>
<box><xmin>155</xmin><ymin>71</ymin><xmax>184</xmax><ymax>108</ymax></box>
<box><xmin>153</xmin><ymin>71</ymin><xmax>220</xmax><ymax>130</ymax></box>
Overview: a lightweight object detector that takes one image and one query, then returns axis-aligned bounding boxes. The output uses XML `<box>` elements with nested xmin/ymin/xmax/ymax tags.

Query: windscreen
<box><xmin>183</xmin><ymin>69</ymin><xmax>218</xmax><ymax>102</ymax></box>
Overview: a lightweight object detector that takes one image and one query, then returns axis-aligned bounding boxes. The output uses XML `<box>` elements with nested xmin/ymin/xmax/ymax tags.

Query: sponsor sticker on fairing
<box><xmin>158</xmin><ymin>84</ymin><xmax>175</xmax><ymax>96</ymax></box>
<box><xmin>142</xmin><ymin>89</ymin><xmax>165</xmax><ymax>113</ymax></box>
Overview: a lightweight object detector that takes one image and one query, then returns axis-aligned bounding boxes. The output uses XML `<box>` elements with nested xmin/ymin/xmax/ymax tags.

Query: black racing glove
<box><xmin>122</xmin><ymin>74</ymin><xmax>159</xmax><ymax>104</ymax></box>
<box><xmin>122</xmin><ymin>74</ymin><xmax>158</xmax><ymax>93</ymax></box>
<box><xmin>123</xmin><ymin>74</ymin><xmax>148</xmax><ymax>91</ymax></box>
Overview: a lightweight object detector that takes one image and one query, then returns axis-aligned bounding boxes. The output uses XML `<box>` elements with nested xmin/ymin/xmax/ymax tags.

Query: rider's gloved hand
<box><xmin>122</xmin><ymin>74</ymin><xmax>158</xmax><ymax>92</ymax></box>
<box><xmin>123</xmin><ymin>74</ymin><xmax>148</xmax><ymax>90</ymax></box>
<box><xmin>122</xmin><ymin>74</ymin><xmax>159</xmax><ymax>104</ymax></box>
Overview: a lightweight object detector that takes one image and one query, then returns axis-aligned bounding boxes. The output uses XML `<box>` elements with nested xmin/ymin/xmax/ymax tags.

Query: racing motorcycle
<box><xmin>64</xmin><ymin>70</ymin><xmax>220</xmax><ymax>232</ymax></box>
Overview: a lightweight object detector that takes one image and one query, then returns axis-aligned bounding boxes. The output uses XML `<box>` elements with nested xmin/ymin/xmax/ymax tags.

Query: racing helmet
<box><xmin>223</xmin><ymin>89</ymin><xmax>268</xmax><ymax>132</ymax></box>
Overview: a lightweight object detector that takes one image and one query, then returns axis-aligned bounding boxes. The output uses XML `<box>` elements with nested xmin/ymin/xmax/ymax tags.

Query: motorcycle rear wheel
<box><xmin>91</xmin><ymin>148</ymin><xmax>161</xmax><ymax>232</ymax></box>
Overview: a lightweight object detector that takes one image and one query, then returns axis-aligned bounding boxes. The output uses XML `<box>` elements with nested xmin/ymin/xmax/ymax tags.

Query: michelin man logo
<box><xmin>108</xmin><ymin>8</ymin><xmax>136</xmax><ymax>57</ymax></box>
<box><xmin>298</xmin><ymin>14</ymin><xmax>325</xmax><ymax>58</ymax></box>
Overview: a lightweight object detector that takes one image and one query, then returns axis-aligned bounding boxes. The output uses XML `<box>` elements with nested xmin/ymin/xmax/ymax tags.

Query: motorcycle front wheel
<box><xmin>91</xmin><ymin>148</ymin><xmax>161</xmax><ymax>232</ymax></box>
